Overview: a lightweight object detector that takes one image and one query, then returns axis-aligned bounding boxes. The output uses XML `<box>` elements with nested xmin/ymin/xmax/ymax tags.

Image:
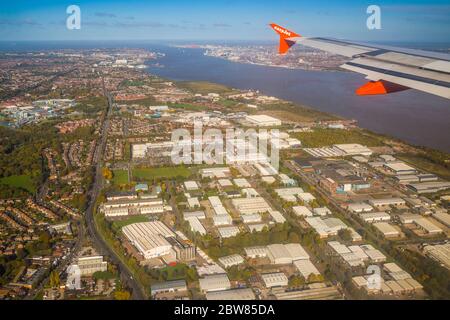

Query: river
<box><xmin>147</xmin><ymin>46</ymin><xmax>450</xmax><ymax>153</ymax></box>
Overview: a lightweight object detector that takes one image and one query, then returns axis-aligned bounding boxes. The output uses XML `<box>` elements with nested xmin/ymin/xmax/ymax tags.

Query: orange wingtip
<box><xmin>270</xmin><ymin>23</ymin><xmax>300</xmax><ymax>38</ymax></box>
<box><xmin>356</xmin><ymin>80</ymin><xmax>409</xmax><ymax>96</ymax></box>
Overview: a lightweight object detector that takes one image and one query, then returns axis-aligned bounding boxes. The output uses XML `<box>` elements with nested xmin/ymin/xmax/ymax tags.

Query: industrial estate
<box><xmin>0</xmin><ymin>45</ymin><xmax>449</xmax><ymax>301</ymax></box>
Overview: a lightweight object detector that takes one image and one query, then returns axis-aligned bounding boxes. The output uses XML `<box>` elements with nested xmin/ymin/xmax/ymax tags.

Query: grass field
<box><xmin>0</xmin><ymin>175</ymin><xmax>36</xmax><ymax>193</ymax></box>
<box><xmin>112</xmin><ymin>170</ymin><xmax>129</xmax><ymax>185</ymax></box>
<box><xmin>293</xmin><ymin>128</ymin><xmax>384</xmax><ymax>148</ymax></box>
<box><xmin>177</xmin><ymin>81</ymin><xmax>232</xmax><ymax>94</ymax></box>
<box><xmin>133</xmin><ymin>166</ymin><xmax>192</xmax><ymax>180</ymax></box>
<box><xmin>112</xmin><ymin>215</ymin><xmax>149</xmax><ymax>230</ymax></box>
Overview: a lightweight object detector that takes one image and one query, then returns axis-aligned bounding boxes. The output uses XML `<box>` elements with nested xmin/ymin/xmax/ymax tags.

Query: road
<box><xmin>83</xmin><ymin>88</ymin><xmax>147</xmax><ymax>300</ymax></box>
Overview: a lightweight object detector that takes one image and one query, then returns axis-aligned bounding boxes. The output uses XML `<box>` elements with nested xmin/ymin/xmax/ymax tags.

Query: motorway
<box><xmin>83</xmin><ymin>87</ymin><xmax>147</xmax><ymax>300</ymax></box>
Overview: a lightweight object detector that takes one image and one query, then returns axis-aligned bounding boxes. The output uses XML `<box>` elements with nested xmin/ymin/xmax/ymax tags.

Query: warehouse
<box><xmin>269</xmin><ymin>210</ymin><xmax>286</xmax><ymax>224</ymax></box>
<box><xmin>231</xmin><ymin>197</ymin><xmax>272</xmax><ymax>215</ymax></box>
<box><xmin>359</xmin><ymin>212</ymin><xmax>391</xmax><ymax>223</ymax></box>
<box><xmin>267</xmin><ymin>243</ymin><xmax>309</xmax><ymax>265</ymax></box>
<box><xmin>233</xmin><ymin>178</ymin><xmax>251</xmax><ymax>188</ymax></box>
<box><xmin>407</xmin><ymin>181</ymin><xmax>450</xmax><ymax>194</ymax></box>
<box><xmin>102</xmin><ymin>198</ymin><xmax>168</xmax><ymax>217</ymax></box>
<box><xmin>245</xmin><ymin>115</ymin><xmax>282</xmax><ymax>127</ymax></box>
<box><xmin>413</xmin><ymin>218</ymin><xmax>443</xmax><ymax>235</ymax></box>
<box><xmin>209</xmin><ymin>196</ymin><xmax>229</xmax><ymax>216</ymax></box>
<box><xmin>186</xmin><ymin>217</ymin><xmax>207</xmax><ymax>236</ymax></box>
<box><xmin>423</xmin><ymin>244</ymin><xmax>450</xmax><ymax>270</ymax></box>
<box><xmin>347</xmin><ymin>202</ymin><xmax>373</xmax><ymax>213</ymax></box>
<box><xmin>184</xmin><ymin>181</ymin><xmax>199</xmax><ymax>191</ymax></box>
<box><xmin>242</xmin><ymin>188</ymin><xmax>260</xmax><ymax>198</ymax></box>
<box><xmin>373</xmin><ymin>222</ymin><xmax>400</xmax><ymax>238</ymax></box>
<box><xmin>151</xmin><ymin>280</ymin><xmax>187</xmax><ymax>297</ymax></box>
<box><xmin>368</xmin><ymin>198</ymin><xmax>406</xmax><ymax>208</ymax></box>
<box><xmin>360</xmin><ymin>244</ymin><xmax>387</xmax><ymax>263</ymax></box>
<box><xmin>122</xmin><ymin>221</ymin><xmax>175</xmax><ymax>259</ymax></box>
<box><xmin>244</xmin><ymin>246</ymin><xmax>268</xmax><ymax>258</ymax></box>
<box><xmin>285</xmin><ymin>243</ymin><xmax>310</xmax><ymax>261</ymax></box>
<box><xmin>218</xmin><ymin>226</ymin><xmax>240</xmax><ymax>239</ymax></box>
<box><xmin>313</xmin><ymin>207</ymin><xmax>332</xmax><ymax>216</ymax></box>
<box><xmin>183</xmin><ymin>211</ymin><xmax>205</xmax><ymax>220</ymax></box>
<box><xmin>333</xmin><ymin>144</ymin><xmax>373</xmax><ymax>156</ymax></box>
<box><xmin>261</xmin><ymin>272</ymin><xmax>288</xmax><ymax>288</ymax></box>
<box><xmin>206</xmin><ymin>288</ymin><xmax>256</xmax><ymax>300</ymax></box>
<box><xmin>218</xmin><ymin>254</ymin><xmax>245</xmax><ymax>268</ymax></box>
<box><xmin>293</xmin><ymin>206</ymin><xmax>313</xmax><ymax>217</ymax></box>
<box><xmin>305</xmin><ymin>217</ymin><xmax>348</xmax><ymax>238</ymax></box>
<box><xmin>242</xmin><ymin>214</ymin><xmax>262</xmax><ymax>224</ymax></box>
<box><xmin>275</xmin><ymin>187</ymin><xmax>304</xmax><ymax>202</ymax></box>
<box><xmin>200</xmin><ymin>167</ymin><xmax>231</xmax><ymax>178</ymax></box>
<box><xmin>212</xmin><ymin>214</ymin><xmax>233</xmax><ymax>226</ymax></box>
<box><xmin>267</xmin><ymin>244</ymin><xmax>293</xmax><ymax>265</ymax></box>
<box><xmin>199</xmin><ymin>274</ymin><xmax>231</xmax><ymax>293</ymax></box>
<box><xmin>254</xmin><ymin>162</ymin><xmax>278</xmax><ymax>176</ymax></box>
<box><xmin>218</xmin><ymin>179</ymin><xmax>233</xmax><ymax>187</ymax></box>
<box><xmin>293</xmin><ymin>260</ymin><xmax>321</xmax><ymax>279</ymax></box>
<box><xmin>433</xmin><ymin>212</ymin><xmax>450</xmax><ymax>227</ymax></box>
<box><xmin>298</xmin><ymin>193</ymin><xmax>316</xmax><ymax>203</ymax></box>
<box><xmin>187</xmin><ymin>197</ymin><xmax>200</xmax><ymax>209</ymax></box>
<box><xmin>247</xmin><ymin>223</ymin><xmax>267</xmax><ymax>232</ymax></box>
<box><xmin>383</xmin><ymin>162</ymin><xmax>417</xmax><ymax>175</ymax></box>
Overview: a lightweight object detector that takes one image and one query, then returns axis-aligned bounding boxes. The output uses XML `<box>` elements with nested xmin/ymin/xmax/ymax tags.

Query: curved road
<box><xmin>84</xmin><ymin>88</ymin><xmax>147</xmax><ymax>300</ymax></box>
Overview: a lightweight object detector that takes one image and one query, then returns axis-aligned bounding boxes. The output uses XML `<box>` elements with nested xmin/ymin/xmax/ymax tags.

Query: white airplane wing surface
<box><xmin>270</xmin><ymin>23</ymin><xmax>450</xmax><ymax>99</ymax></box>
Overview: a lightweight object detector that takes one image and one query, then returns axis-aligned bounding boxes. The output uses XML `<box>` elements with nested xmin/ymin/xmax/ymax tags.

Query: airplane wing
<box><xmin>270</xmin><ymin>23</ymin><xmax>450</xmax><ymax>99</ymax></box>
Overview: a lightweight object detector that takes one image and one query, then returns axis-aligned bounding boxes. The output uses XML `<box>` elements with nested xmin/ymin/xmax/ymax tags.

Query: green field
<box><xmin>133</xmin><ymin>166</ymin><xmax>192</xmax><ymax>180</ymax></box>
<box><xmin>112</xmin><ymin>215</ymin><xmax>149</xmax><ymax>230</ymax></box>
<box><xmin>293</xmin><ymin>128</ymin><xmax>384</xmax><ymax>148</ymax></box>
<box><xmin>177</xmin><ymin>81</ymin><xmax>232</xmax><ymax>94</ymax></box>
<box><xmin>0</xmin><ymin>175</ymin><xmax>36</xmax><ymax>193</ymax></box>
<box><xmin>112</xmin><ymin>170</ymin><xmax>129</xmax><ymax>185</ymax></box>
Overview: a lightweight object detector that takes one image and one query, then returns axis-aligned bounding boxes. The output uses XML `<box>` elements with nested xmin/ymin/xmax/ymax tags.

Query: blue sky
<box><xmin>0</xmin><ymin>0</ymin><xmax>449</xmax><ymax>42</ymax></box>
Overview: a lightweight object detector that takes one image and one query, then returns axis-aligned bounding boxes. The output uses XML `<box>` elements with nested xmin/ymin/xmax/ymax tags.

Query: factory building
<box><xmin>347</xmin><ymin>203</ymin><xmax>373</xmax><ymax>213</ymax></box>
<box><xmin>245</xmin><ymin>115</ymin><xmax>282</xmax><ymax>127</ymax></box>
<box><xmin>268</xmin><ymin>210</ymin><xmax>286</xmax><ymax>224</ymax></box>
<box><xmin>200</xmin><ymin>167</ymin><xmax>231</xmax><ymax>179</ymax></box>
<box><xmin>212</xmin><ymin>214</ymin><xmax>233</xmax><ymax>226</ymax></box>
<box><xmin>71</xmin><ymin>256</ymin><xmax>108</xmax><ymax>276</ymax></box>
<box><xmin>359</xmin><ymin>212</ymin><xmax>391</xmax><ymax>223</ymax></box>
<box><xmin>199</xmin><ymin>274</ymin><xmax>231</xmax><ymax>293</ymax></box>
<box><xmin>368</xmin><ymin>198</ymin><xmax>406</xmax><ymax>208</ymax></box>
<box><xmin>102</xmin><ymin>198</ymin><xmax>170</xmax><ymax>218</ymax></box>
<box><xmin>231</xmin><ymin>197</ymin><xmax>272</xmax><ymax>215</ymax></box>
<box><xmin>275</xmin><ymin>188</ymin><xmax>304</xmax><ymax>202</ymax></box>
<box><xmin>407</xmin><ymin>181</ymin><xmax>450</xmax><ymax>194</ymax></box>
<box><xmin>242</xmin><ymin>214</ymin><xmax>262</xmax><ymax>224</ymax></box>
<box><xmin>333</xmin><ymin>144</ymin><xmax>373</xmax><ymax>156</ymax></box>
<box><xmin>267</xmin><ymin>243</ymin><xmax>309</xmax><ymax>265</ymax></box>
<box><xmin>373</xmin><ymin>222</ymin><xmax>401</xmax><ymax>238</ymax></box>
<box><xmin>218</xmin><ymin>226</ymin><xmax>240</xmax><ymax>239</ymax></box>
<box><xmin>186</xmin><ymin>217</ymin><xmax>206</xmax><ymax>236</ymax></box>
<box><xmin>383</xmin><ymin>162</ymin><xmax>417</xmax><ymax>175</ymax></box>
<box><xmin>122</xmin><ymin>221</ymin><xmax>194</xmax><ymax>261</ymax></box>
<box><xmin>218</xmin><ymin>254</ymin><xmax>245</xmax><ymax>268</ymax></box>
<box><xmin>293</xmin><ymin>206</ymin><xmax>313</xmax><ymax>217</ymax></box>
<box><xmin>305</xmin><ymin>217</ymin><xmax>349</xmax><ymax>238</ymax></box>
<box><xmin>206</xmin><ymin>288</ymin><xmax>256</xmax><ymax>300</ymax></box>
<box><xmin>244</xmin><ymin>246</ymin><xmax>269</xmax><ymax>258</ymax></box>
<box><xmin>293</xmin><ymin>259</ymin><xmax>321</xmax><ymax>279</ymax></box>
<box><xmin>150</xmin><ymin>280</ymin><xmax>187</xmax><ymax>297</ymax></box>
<box><xmin>261</xmin><ymin>272</ymin><xmax>288</xmax><ymax>288</ymax></box>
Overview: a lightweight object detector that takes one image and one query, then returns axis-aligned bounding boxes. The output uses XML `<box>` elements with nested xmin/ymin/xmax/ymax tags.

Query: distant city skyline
<box><xmin>1</xmin><ymin>0</ymin><xmax>449</xmax><ymax>42</ymax></box>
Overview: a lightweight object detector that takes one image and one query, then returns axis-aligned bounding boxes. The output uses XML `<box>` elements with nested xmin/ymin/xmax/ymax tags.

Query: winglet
<box><xmin>270</xmin><ymin>23</ymin><xmax>301</xmax><ymax>54</ymax></box>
